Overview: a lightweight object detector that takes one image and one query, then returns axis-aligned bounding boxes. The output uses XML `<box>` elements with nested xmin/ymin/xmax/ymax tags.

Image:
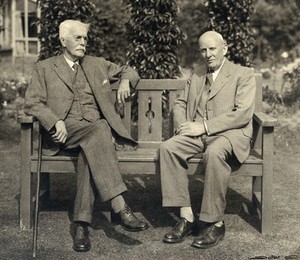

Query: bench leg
<box><xmin>252</xmin><ymin>175</ymin><xmax>272</xmax><ymax>235</ymax></box>
<box><xmin>252</xmin><ymin>127</ymin><xmax>274</xmax><ymax>235</ymax></box>
<box><xmin>20</xmin><ymin>164</ymin><xmax>33</xmax><ymax>230</ymax></box>
<box><xmin>20</xmin><ymin>171</ymin><xmax>50</xmax><ymax>230</ymax></box>
<box><xmin>252</xmin><ymin>176</ymin><xmax>261</xmax><ymax>209</ymax></box>
<box><xmin>261</xmin><ymin>174</ymin><xmax>272</xmax><ymax>235</ymax></box>
<box><xmin>20</xmin><ymin>123</ymin><xmax>33</xmax><ymax>230</ymax></box>
<box><xmin>261</xmin><ymin>127</ymin><xmax>274</xmax><ymax>235</ymax></box>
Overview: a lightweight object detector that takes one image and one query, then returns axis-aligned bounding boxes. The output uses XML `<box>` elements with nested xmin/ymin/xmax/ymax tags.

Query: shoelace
<box><xmin>75</xmin><ymin>225</ymin><xmax>88</xmax><ymax>238</ymax></box>
<box><xmin>123</xmin><ymin>206</ymin><xmax>133</xmax><ymax>217</ymax></box>
<box><xmin>202</xmin><ymin>225</ymin><xmax>216</xmax><ymax>239</ymax></box>
<box><xmin>173</xmin><ymin>219</ymin><xmax>187</xmax><ymax>231</ymax></box>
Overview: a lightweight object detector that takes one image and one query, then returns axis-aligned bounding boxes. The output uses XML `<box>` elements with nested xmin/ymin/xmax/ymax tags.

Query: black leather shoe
<box><xmin>72</xmin><ymin>222</ymin><xmax>91</xmax><ymax>252</ymax></box>
<box><xmin>111</xmin><ymin>205</ymin><xmax>149</xmax><ymax>232</ymax></box>
<box><xmin>163</xmin><ymin>218</ymin><xmax>194</xmax><ymax>243</ymax></box>
<box><xmin>191</xmin><ymin>222</ymin><xmax>225</xmax><ymax>249</ymax></box>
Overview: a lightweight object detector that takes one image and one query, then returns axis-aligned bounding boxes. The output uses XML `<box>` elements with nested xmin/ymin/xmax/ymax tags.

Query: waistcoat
<box><xmin>194</xmin><ymin>74</ymin><xmax>212</xmax><ymax>122</ymax></box>
<box><xmin>67</xmin><ymin>64</ymin><xmax>101</xmax><ymax>122</ymax></box>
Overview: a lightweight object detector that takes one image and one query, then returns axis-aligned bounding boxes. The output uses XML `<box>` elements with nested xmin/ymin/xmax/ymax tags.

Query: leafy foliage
<box><xmin>37</xmin><ymin>0</ymin><xmax>95</xmax><ymax>60</ymax></box>
<box><xmin>177</xmin><ymin>0</ymin><xmax>209</xmax><ymax>67</ymax></box>
<box><xmin>282</xmin><ymin>64</ymin><xmax>300</xmax><ymax>107</ymax></box>
<box><xmin>0</xmin><ymin>76</ymin><xmax>28</xmax><ymax>117</ymax></box>
<box><xmin>206</xmin><ymin>0</ymin><xmax>256</xmax><ymax>67</ymax></box>
<box><xmin>37</xmin><ymin>0</ymin><xmax>130</xmax><ymax>64</ymax></box>
<box><xmin>126</xmin><ymin>0</ymin><xmax>184</xmax><ymax>79</ymax></box>
<box><xmin>0</xmin><ymin>0</ymin><xmax>6</xmax><ymax>52</ymax></box>
<box><xmin>252</xmin><ymin>0</ymin><xmax>300</xmax><ymax>63</ymax></box>
<box><xmin>88</xmin><ymin>0</ymin><xmax>129</xmax><ymax>64</ymax></box>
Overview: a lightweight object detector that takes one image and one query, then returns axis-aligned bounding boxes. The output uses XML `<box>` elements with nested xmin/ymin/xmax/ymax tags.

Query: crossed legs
<box><xmin>62</xmin><ymin>118</ymin><xmax>148</xmax><ymax>252</ymax></box>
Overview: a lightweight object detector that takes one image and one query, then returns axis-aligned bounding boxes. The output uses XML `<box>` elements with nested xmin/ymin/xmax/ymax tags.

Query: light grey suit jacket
<box><xmin>25</xmin><ymin>54</ymin><xmax>140</xmax><ymax>155</ymax></box>
<box><xmin>173</xmin><ymin>58</ymin><xmax>256</xmax><ymax>163</ymax></box>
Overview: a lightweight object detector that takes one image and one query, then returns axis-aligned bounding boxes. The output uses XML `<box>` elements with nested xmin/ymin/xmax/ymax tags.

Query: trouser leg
<box><xmin>63</xmin><ymin>119</ymin><xmax>127</xmax><ymax>223</ymax></box>
<box><xmin>199</xmin><ymin>136</ymin><xmax>233</xmax><ymax>223</ymax></box>
<box><xmin>73</xmin><ymin>151</ymin><xmax>96</xmax><ymax>223</ymax></box>
<box><xmin>160</xmin><ymin>135</ymin><xmax>204</xmax><ymax>207</ymax></box>
<box><xmin>79</xmin><ymin>120</ymin><xmax>127</xmax><ymax>202</ymax></box>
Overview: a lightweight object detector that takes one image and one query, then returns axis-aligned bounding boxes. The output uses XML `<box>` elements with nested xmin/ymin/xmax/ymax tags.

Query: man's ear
<box><xmin>60</xmin><ymin>38</ymin><xmax>66</xmax><ymax>47</ymax></box>
<box><xmin>222</xmin><ymin>43</ymin><xmax>228</xmax><ymax>56</ymax></box>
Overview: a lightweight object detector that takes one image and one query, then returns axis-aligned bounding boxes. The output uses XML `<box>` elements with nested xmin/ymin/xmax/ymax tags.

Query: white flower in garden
<box><xmin>281</xmin><ymin>52</ymin><xmax>289</xmax><ymax>59</ymax></box>
<box><xmin>3</xmin><ymin>101</ymin><xmax>7</xmax><ymax>107</ymax></box>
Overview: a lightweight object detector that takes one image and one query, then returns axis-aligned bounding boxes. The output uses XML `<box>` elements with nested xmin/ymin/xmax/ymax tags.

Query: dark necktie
<box><xmin>206</xmin><ymin>71</ymin><xmax>213</xmax><ymax>86</ymax></box>
<box><xmin>72</xmin><ymin>63</ymin><xmax>79</xmax><ymax>74</ymax></box>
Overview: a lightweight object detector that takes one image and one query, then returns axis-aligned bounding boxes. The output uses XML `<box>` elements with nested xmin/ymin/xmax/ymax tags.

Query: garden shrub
<box><xmin>126</xmin><ymin>0</ymin><xmax>184</xmax><ymax>79</ymax></box>
<box><xmin>0</xmin><ymin>76</ymin><xmax>28</xmax><ymax>118</ymax></box>
<box><xmin>282</xmin><ymin>64</ymin><xmax>300</xmax><ymax>107</ymax></box>
<box><xmin>262</xmin><ymin>63</ymin><xmax>300</xmax><ymax>115</ymax></box>
<box><xmin>177</xmin><ymin>0</ymin><xmax>208</xmax><ymax>67</ymax></box>
<box><xmin>38</xmin><ymin>0</ymin><xmax>96</xmax><ymax>60</ymax></box>
<box><xmin>37</xmin><ymin>0</ymin><xmax>129</xmax><ymax>64</ymax></box>
<box><xmin>88</xmin><ymin>0</ymin><xmax>129</xmax><ymax>64</ymax></box>
<box><xmin>125</xmin><ymin>0</ymin><xmax>184</xmax><ymax>121</ymax></box>
<box><xmin>262</xmin><ymin>85</ymin><xmax>282</xmax><ymax>106</ymax></box>
<box><xmin>206</xmin><ymin>0</ymin><xmax>256</xmax><ymax>67</ymax></box>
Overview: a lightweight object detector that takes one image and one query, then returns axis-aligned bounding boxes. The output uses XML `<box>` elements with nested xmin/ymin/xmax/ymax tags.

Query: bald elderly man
<box><xmin>160</xmin><ymin>31</ymin><xmax>256</xmax><ymax>248</ymax></box>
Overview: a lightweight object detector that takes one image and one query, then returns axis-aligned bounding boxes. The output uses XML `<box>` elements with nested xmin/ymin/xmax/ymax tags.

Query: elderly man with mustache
<box><xmin>25</xmin><ymin>19</ymin><xmax>148</xmax><ymax>252</ymax></box>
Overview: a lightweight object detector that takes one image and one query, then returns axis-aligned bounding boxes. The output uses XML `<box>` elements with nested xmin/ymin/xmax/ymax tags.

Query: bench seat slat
<box><xmin>30</xmin><ymin>149</ymin><xmax>263</xmax><ymax>176</ymax></box>
<box><xmin>30</xmin><ymin>149</ymin><xmax>262</xmax><ymax>163</ymax></box>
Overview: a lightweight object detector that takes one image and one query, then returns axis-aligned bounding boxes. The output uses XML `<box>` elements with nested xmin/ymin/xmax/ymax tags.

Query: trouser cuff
<box><xmin>73</xmin><ymin>212</ymin><xmax>92</xmax><ymax>224</ymax></box>
<box><xmin>199</xmin><ymin>213</ymin><xmax>224</xmax><ymax>223</ymax></box>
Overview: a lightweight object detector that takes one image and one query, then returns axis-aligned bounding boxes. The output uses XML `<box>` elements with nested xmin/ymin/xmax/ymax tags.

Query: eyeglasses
<box><xmin>74</xmin><ymin>35</ymin><xmax>88</xmax><ymax>43</ymax></box>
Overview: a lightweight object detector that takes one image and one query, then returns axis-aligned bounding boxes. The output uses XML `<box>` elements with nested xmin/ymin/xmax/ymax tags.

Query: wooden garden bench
<box><xmin>18</xmin><ymin>74</ymin><xmax>277</xmax><ymax>234</ymax></box>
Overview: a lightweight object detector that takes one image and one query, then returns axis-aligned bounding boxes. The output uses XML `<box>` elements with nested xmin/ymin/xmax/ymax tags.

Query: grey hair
<box><xmin>59</xmin><ymin>20</ymin><xmax>90</xmax><ymax>39</ymax></box>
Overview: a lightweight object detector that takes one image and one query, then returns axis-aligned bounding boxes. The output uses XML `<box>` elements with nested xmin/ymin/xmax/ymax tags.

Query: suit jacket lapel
<box><xmin>54</xmin><ymin>55</ymin><xmax>74</xmax><ymax>91</ymax></box>
<box><xmin>208</xmin><ymin>59</ymin><xmax>231</xmax><ymax>100</ymax></box>
<box><xmin>80</xmin><ymin>56</ymin><xmax>96</xmax><ymax>89</ymax></box>
<box><xmin>191</xmin><ymin>66</ymin><xmax>206</xmax><ymax>119</ymax></box>
<box><xmin>80</xmin><ymin>56</ymin><xmax>107</xmax><ymax>95</ymax></box>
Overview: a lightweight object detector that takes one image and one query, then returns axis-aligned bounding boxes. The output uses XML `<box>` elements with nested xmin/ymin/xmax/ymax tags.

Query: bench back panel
<box><xmin>112</xmin><ymin>74</ymin><xmax>262</xmax><ymax>145</ymax></box>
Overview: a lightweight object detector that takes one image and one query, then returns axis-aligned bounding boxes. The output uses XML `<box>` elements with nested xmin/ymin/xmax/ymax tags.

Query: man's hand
<box><xmin>117</xmin><ymin>79</ymin><xmax>130</xmax><ymax>103</ymax></box>
<box><xmin>177</xmin><ymin>122</ymin><xmax>206</xmax><ymax>137</ymax></box>
<box><xmin>52</xmin><ymin>120</ymin><xmax>68</xmax><ymax>143</ymax></box>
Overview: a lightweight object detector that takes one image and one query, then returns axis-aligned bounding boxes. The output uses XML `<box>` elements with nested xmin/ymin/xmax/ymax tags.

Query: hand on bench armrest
<box><xmin>17</xmin><ymin>115</ymin><xmax>37</xmax><ymax>124</ymax></box>
<box><xmin>253</xmin><ymin>112</ymin><xmax>277</xmax><ymax>127</ymax></box>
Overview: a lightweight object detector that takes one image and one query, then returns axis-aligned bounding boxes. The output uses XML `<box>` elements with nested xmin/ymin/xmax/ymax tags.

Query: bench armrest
<box><xmin>252</xmin><ymin>111</ymin><xmax>277</xmax><ymax>155</ymax></box>
<box><xmin>17</xmin><ymin>115</ymin><xmax>37</xmax><ymax>124</ymax></box>
<box><xmin>253</xmin><ymin>112</ymin><xmax>277</xmax><ymax>127</ymax></box>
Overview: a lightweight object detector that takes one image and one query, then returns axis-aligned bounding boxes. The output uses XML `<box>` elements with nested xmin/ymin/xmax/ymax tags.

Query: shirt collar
<box><xmin>64</xmin><ymin>55</ymin><xmax>79</xmax><ymax>70</ymax></box>
<box><xmin>210</xmin><ymin>58</ymin><xmax>225</xmax><ymax>81</ymax></box>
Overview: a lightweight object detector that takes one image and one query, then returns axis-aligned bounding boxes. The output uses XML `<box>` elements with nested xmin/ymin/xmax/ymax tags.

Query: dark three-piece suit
<box><xmin>25</xmin><ymin>54</ymin><xmax>139</xmax><ymax>223</ymax></box>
